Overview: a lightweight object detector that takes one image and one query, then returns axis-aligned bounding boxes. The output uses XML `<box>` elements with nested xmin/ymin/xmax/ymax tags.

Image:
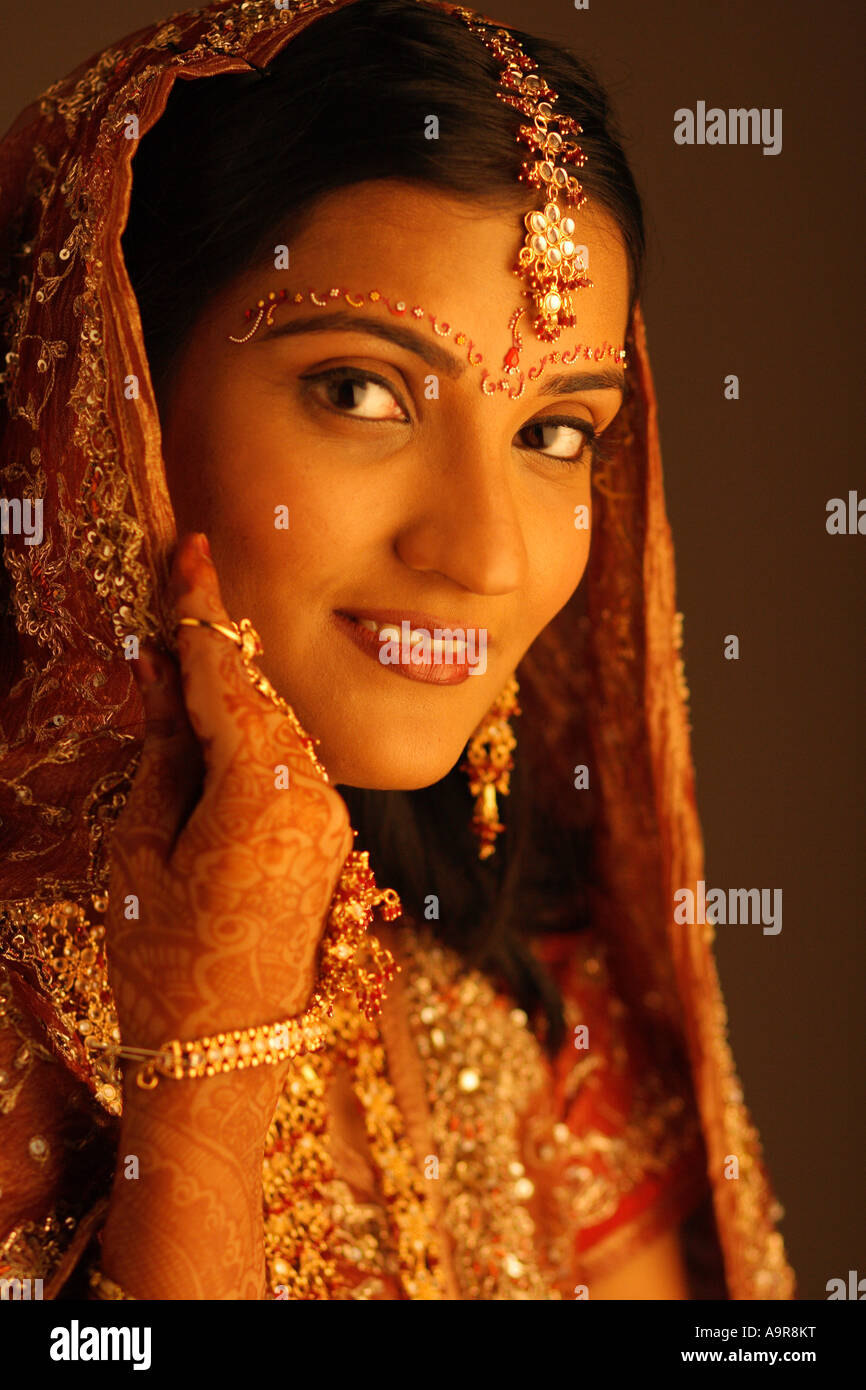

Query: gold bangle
<box><xmin>89</xmin><ymin>1266</ymin><xmax>136</xmax><ymax>1300</ymax></box>
<box><xmin>132</xmin><ymin>1013</ymin><xmax>331</xmax><ymax>1089</ymax></box>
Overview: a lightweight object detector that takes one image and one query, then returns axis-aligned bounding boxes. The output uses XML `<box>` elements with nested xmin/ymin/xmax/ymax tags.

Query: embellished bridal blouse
<box><xmin>0</xmin><ymin>908</ymin><xmax>707</xmax><ymax>1300</ymax></box>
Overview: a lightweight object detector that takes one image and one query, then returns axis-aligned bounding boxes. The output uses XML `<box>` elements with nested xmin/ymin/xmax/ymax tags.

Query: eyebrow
<box><xmin>539</xmin><ymin>365</ymin><xmax>626</xmax><ymax>399</ymax></box>
<box><xmin>260</xmin><ymin>310</ymin><xmax>626</xmax><ymax>399</ymax></box>
<box><xmin>260</xmin><ymin>312</ymin><xmax>464</xmax><ymax>378</ymax></box>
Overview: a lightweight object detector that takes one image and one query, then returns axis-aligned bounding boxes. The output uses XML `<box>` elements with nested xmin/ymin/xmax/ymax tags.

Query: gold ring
<box><xmin>175</xmin><ymin>616</ymin><xmax>242</xmax><ymax>646</ymax></box>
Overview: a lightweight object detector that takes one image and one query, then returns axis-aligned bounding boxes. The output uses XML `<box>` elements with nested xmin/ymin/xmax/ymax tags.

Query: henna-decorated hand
<box><xmin>107</xmin><ymin>531</ymin><xmax>354</xmax><ymax>1058</ymax></box>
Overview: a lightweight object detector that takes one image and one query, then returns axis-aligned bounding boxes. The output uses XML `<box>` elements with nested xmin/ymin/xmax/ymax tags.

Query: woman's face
<box><xmin>157</xmin><ymin>180</ymin><xmax>629</xmax><ymax>788</ymax></box>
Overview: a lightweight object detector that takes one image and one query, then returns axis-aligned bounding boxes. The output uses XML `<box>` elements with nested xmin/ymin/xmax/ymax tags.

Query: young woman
<box><xmin>0</xmin><ymin>0</ymin><xmax>794</xmax><ymax>1300</ymax></box>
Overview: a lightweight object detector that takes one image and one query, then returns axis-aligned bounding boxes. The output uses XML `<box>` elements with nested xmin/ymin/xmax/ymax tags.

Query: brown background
<box><xmin>1</xmin><ymin>0</ymin><xmax>863</xmax><ymax>1301</ymax></box>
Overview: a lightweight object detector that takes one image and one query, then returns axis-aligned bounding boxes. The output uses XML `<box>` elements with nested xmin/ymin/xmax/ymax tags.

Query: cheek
<box><xmin>520</xmin><ymin>480</ymin><xmax>593</xmax><ymax>629</ymax></box>
<box><xmin>186</xmin><ymin>405</ymin><xmax>394</xmax><ymax>613</ymax></box>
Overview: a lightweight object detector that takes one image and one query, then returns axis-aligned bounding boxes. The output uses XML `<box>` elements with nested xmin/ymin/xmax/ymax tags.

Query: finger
<box><xmin>170</xmin><ymin>531</ymin><xmax>315</xmax><ymax>782</ymax></box>
<box><xmin>119</xmin><ymin>640</ymin><xmax>204</xmax><ymax>854</ymax></box>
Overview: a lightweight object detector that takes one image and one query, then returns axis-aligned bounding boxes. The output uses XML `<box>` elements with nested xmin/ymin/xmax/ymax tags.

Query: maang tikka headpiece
<box><xmin>452</xmin><ymin>6</ymin><xmax>593</xmax><ymax>857</ymax></box>
<box><xmin>228</xmin><ymin>10</ymin><xmax>623</xmax><ymax>395</ymax></box>
<box><xmin>450</xmin><ymin>5</ymin><xmax>594</xmax><ymax>370</ymax></box>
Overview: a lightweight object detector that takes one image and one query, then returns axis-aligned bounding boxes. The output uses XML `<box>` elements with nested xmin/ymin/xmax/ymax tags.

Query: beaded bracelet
<box><xmin>118</xmin><ymin>1014</ymin><xmax>331</xmax><ymax>1088</ymax></box>
<box><xmin>93</xmin><ymin>848</ymin><xmax>400</xmax><ymax>1090</ymax></box>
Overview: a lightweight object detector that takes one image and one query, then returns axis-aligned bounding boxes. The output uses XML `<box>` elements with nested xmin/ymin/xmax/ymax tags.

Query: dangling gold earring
<box><xmin>460</xmin><ymin>674</ymin><xmax>521</xmax><ymax>860</ymax></box>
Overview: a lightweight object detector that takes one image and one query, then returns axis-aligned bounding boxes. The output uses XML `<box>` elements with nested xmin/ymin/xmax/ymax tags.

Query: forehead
<box><xmin>236</xmin><ymin>180</ymin><xmax>630</xmax><ymax>370</ymax></box>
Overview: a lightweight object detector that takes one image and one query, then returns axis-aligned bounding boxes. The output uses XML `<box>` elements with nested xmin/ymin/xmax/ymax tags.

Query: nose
<box><xmin>394</xmin><ymin>434</ymin><xmax>529</xmax><ymax>595</ymax></box>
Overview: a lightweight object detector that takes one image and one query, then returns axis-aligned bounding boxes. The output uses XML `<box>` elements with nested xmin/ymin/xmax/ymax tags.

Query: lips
<box><xmin>333</xmin><ymin>610</ymin><xmax>482</xmax><ymax>685</ymax></box>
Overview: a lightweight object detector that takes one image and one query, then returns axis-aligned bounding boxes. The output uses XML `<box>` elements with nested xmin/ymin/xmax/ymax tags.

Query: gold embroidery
<box><xmin>0</xmin><ymin>902</ymin><xmax>122</xmax><ymax>1116</ymax></box>
<box><xmin>0</xmin><ymin>966</ymin><xmax>43</xmax><ymax>1117</ymax></box>
<box><xmin>402</xmin><ymin>927</ymin><xmax>560</xmax><ymax>1300</ymax></box>
<box><xmin>528</xmin><ymin>946</ymin><xmax>704</xmax><ymax>1289</ymax></box>
<box><xmin>263</xmin><ymin>1041</ymin><xmax>344</xmax><ymax>1299</ymax></box>
<box><xmin>0</xmin><ymin>1206</ymin><xmax>83</xmax><ymax>1282</ymax></box>
<box><xmin>325</xmin><ymin>1183</ymin><xmax>399</xmax><ymax>1297</ymax></box>
<box><xmin>697</xmin><ymin>977</ymin><xmax>795</xmax><ymax>1299</ymax></box>
<box><xmin>347</xmin><ymin>1015</ymin><xmax>445</xmax><ymax>1298</ymax></box>
<box><xmin>39</xmin><ymin>50</ymin><xmax>129</xmax><ymax>137</ymax></box>
<box><xmin>262</xmin><ymin>986</ymin><xmax>447</xmax><ymax>1300</ymax></box>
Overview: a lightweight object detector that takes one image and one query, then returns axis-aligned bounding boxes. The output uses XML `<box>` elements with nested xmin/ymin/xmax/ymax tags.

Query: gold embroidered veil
<box><xmin>0</xmin><ymin>0</ymin><xmax>795</xmax><ymax>1298</ymax></box>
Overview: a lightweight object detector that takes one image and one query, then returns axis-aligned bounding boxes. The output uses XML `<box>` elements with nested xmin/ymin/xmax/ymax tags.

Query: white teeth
<box><xmin>350</xmin><ymin>616</ymin><xmax>467</xmax><ymax>659</ymax></box>
<box><xmin>430</xmin><ymin>638</ymin><xmax>466</xmax><ymax>659</ymax></box>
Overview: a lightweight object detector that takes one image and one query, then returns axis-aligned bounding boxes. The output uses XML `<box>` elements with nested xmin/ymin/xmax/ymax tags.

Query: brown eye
<box><xmin>518</xmin><ymin>417</ymin><xmax>596</xmax><ymax>463</ymax></box>
<box><xmin>304</xmin><ymin>367</ymin><xmax>407</xmax><ymax>421</ymax></box>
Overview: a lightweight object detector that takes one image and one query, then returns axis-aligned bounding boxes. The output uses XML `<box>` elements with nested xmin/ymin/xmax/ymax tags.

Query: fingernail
<box><xmin>194</xmin><ymin>532</ymin><xmax>212</xmax><ymax>562</ymax></box>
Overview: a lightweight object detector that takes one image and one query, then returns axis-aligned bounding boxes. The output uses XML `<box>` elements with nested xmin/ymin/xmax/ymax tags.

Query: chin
<box><xmin>323</xmin><ymin>734</ymin><xmax>466</xmax><ymax>793</ymax></box>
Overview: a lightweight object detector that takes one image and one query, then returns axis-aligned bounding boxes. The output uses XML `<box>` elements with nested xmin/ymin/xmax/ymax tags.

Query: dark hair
<box><xmin>121</xmin><ymin>0</ymin><xmax>646</xmax><ymax>1054</ymax></box>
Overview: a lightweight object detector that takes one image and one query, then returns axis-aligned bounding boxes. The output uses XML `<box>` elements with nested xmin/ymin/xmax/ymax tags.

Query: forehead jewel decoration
<box><xmin>450</xmin><ymin>7</ymin><xmax>593</xmax><ymax>345</ymax></box>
